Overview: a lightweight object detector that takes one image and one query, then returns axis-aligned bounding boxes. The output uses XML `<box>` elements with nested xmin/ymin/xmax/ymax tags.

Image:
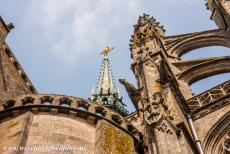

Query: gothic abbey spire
<box><xmin>90</xmin><ymin>47</ymin><xmax>129</xmax><ymax>116</ymax></box>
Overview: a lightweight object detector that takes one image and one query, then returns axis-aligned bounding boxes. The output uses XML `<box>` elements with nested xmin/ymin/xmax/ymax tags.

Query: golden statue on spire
<box><xmin>101</xmin><ymin>46</ymin><xmax>115</xmax><ymax>55</ymax></box>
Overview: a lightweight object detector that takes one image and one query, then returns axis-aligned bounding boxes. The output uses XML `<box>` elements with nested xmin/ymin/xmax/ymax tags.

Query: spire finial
<box><xmin>90</xmin><ymin>46</ymin><xmax>129</xmax><ymax>116</ymax></box>
<box><xmin>101</xmin><ymin>46</ymin><xmax>115</xmax><ymax>56</ymax></box>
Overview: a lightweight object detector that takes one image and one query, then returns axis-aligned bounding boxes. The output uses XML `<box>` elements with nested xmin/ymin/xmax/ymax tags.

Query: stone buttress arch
<box><xmin>165</xmin><ymin>29</ymin><xmax>230</xmax><ymax>57</ymax></box>
<box><xmin>203</xmin><ymin>112</ymin><xmax>230</xmax><ymax>154</ymax></box>
<box><xmin>177</xmin><ymin>56</ymin><xmax>230</xmax><ymax>85</ymax></box>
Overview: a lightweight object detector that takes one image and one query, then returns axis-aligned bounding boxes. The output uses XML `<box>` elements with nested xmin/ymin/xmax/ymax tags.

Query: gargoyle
<box><xmin>119</xmin><ymin>79</ymin><xmax>142</xmax><ymax>110</ymax></box>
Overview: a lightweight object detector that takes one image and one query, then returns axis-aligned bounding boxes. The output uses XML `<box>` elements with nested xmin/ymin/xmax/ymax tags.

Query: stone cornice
<box><xmin>0</xmin><ymin>94</ymin><xmax>142</xmax><ymax>142</ymax></box>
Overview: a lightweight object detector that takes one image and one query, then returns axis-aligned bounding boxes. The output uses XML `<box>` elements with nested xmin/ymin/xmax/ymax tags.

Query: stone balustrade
<box><xmin>187</xmin><ymin>80</ymin><xmax>230</xmax><ymax>119</ymax></box>
<box><xmin>0</xmin><ymin>94</ymin><xmax>141</xmax><ymax>141</ymax></box>
<box><xmin>187</xmin><ymin>80</ymin><xmax>230</xmax><ymax>110</ymax></box>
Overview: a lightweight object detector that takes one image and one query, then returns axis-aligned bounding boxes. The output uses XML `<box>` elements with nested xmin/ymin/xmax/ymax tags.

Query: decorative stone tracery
<box><xmin>142</xmin><ymin>92</ymin><xmax>173</xmax><ymax>125</ymax></box>
<box><xmin>130</xmin><ymin>14</ymin><xmax>165</xmax><ymax>49</ymax></box>
<box><xmin>203</xmin><ymin>112</ymin><xmax>230</xmax><ymax>154</ymax></box>
<box><xmin>222</xmin><ymin>131</ymin><xmax>230</xmax><ymax>153</ymax></box>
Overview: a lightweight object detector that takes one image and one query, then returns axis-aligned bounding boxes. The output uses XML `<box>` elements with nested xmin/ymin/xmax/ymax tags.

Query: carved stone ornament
<box><xmin>129</xmin><ymin>14</ymin><xmax>164</xmax><ymax>49</ymax></box>
<box><xmin>143</xmin><ymin>92</ymin><xmax>170</xmax><ymax>125</ymax></box>
<box><xmin>156</xmin><ymin>118</ymin><xmax>174</xmax><ymax>135</ymax></box>
<box><xmin>131</xmin><ymin>28</ymin><xmax>158</xmax><ymax>46</ymax></box>
<box><xmin>222</xmin><ymin>131</ymin><xmax>230</xmax><ymax>153</ymax></box>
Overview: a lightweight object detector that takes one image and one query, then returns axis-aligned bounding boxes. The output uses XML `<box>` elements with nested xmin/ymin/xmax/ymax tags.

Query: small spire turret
<box><xmin>90</xmin><ymin>47</ymin><xmax>129</xmax><ymax>116</ymax></box>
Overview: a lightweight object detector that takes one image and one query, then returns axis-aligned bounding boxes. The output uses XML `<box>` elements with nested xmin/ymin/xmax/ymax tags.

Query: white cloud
<box><xmin>24</xmin><ymin>0</ymin><xmax>142</xmax><ymax>64</ymax></box>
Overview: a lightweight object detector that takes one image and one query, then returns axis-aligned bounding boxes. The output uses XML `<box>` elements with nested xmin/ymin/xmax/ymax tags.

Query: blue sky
<box><xmin>1</xmin><ymin>0</ymin><xmax>230</xmax><ymax>112</ymax></box>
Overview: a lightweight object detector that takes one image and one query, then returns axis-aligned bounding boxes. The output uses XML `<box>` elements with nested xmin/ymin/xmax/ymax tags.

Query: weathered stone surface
<box><xmin>126</xmin><ymin>2</ymin><xmax>230</xmax><ymax>153</ymax></box>
<box><xmin>126</xmin><ymin>112</ymin><xmax>144</xmax><ymax>134</ymax></box>
<box><xmin>0</xmin><ymin>108</ymin><xmax>138</xmax><ymax>154</ymax></box>
<box><xmin>0</xmin><ymin>17</ymin><xmax>8</xmax><ymax>47</ymax></box>
<box><xmin>25</xmin><ymin>115</ymin><xmax>96</xmax><ymax>154</ymax></box>
<box><xmin>95</xmin><ymin>120</ymin><xmax>135</xmax><ymax>154</ymax></box>
<box><xmin>194</xmin><ymin>104</ymin><xmax>230</xmax><ymax>143</ymax></box>
<box><xmin>0</xmin><ymin>46</ymin><xmax>35</xmax><ymax>104</ymax></box>
<box><xmin>0</xmin><ymin>46</ymin><xmax>32</xmax><ymax>102</ymax></box>
<box><xmin>0</xmin><ymin>112</ymin><xmax>33</xmax><ymax>154</ymax></box>
<box><xmin>1</xmin><ymin>1</ymin><xmax>230</xmax><ymax>153</ymax></box>
<box><xmin>0</xmin><ymin>17</ymin><xmax>36</xmax><ymax>104</ymax></box>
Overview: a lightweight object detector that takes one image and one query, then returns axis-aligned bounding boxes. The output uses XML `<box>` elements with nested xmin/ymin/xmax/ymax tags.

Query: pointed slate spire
<box><xmin>96</xmin><ymin>47</ymin><xmax>115</xmax><ymax>95</ymax></box>
<box><xmin>90</xmin><ymin>47</ymin><xmax>129</xmax><ymax>116</ymax></box>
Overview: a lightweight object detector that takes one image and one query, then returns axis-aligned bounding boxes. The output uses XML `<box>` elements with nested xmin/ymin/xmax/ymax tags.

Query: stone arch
<box><xmin>95</xmin><ymin>106</ymin><xmax>107</xmax><ymax>117</ymax></box>
<box><xmin>180</xmin><ymin>46</ymin><xmax>230</xmax><ymax>61</ymax></box>
<box><xmin>40</xmin><ymin>96</ymin><xmax>54</xmax><ymax>105</ymax></box>
<box><xmin>189</xmin><ymin>73</ymin><xmax>230</xmax><ymax>96</ymax></box>
<box><xmin>3</xmin><ymin>100</ymin><xmax>15</xmax><ymax>109</ymax></box>
<box><xmin>77</xmin><ymin>100</ymin><xmax>90</xmax><ymax>110</ymax></box>
<box><xmin>59</xmin><ymin>97</ymin><xmax>72</xmax><ymax>107</ymax></box>
<box><xmin>177</xmin><ymin>57</ymin><xmax>230</xmax><ymax>85</ymax></box>
<box><xmin>166</xmin><ymin>29</ymin><xmax>230</xmax><ymax>57</ymax></box>
<box><xmin>111</xmin><ymin>114</ymin><xmax>122</xmax><ymax>125</ymax></box>
<box><xmin>203</xmin><ymin>112</ymin><xmax>230</xmax><ymax>154</ymax></box>
<box><xmin>21</xmin><ymin>96</ymin><xmax>35</xmax><ymax>105</ymax></box>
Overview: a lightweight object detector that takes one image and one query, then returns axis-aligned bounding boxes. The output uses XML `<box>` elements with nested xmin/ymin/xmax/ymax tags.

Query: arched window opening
<box><xmin>95</xmin><ymin>107</ymin><xmax>106</xmax><ymax>117</ymax></box>
<box><xmin>41</xmin><ymin>96</ymin><xmax>53</xmax><ymax>105</ymax></box>
<box><xmin>77</xmin><ymin>101</ymin><xmax>90</xmax><ymax>111</ymax></box>
<box><xmin>181</xmin><ymin>46</ymin><xmax>230</xmax><ymax>60</ymax></box>
<box><xmin>127</xmin><ymin>124</ymin><xmax>136</xmax><ymax>133</ymax></box>
<box><xmin>59</xmin><ymin>98</ymin><xmax>71</xmax><ymax>107</ymax></box>
<box><xmin>22</xmin><ymin>97</ymin><xmax>34</xmax><ymax>105</ymax></box>
<box><xmin>111</xmin><ymin>115</ymin><xmax>122</xmax><ymax>125</ymax></box>
<box><xmin>3</xmin><ymin>100</ymin><xmax>15</xmax><ymax>109</ymax></box>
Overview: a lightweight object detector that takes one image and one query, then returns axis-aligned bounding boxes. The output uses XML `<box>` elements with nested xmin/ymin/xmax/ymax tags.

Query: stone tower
<box><xmin>123</xmin><ymin>1</ymin><xmax>230</xmax><ymax>154</ymax></box>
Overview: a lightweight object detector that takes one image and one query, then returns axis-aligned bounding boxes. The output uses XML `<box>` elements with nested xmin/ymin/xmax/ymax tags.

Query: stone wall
<box><xmin>194</xmin><ymin>104</ymin><xmax>230</xmax><ymax>143</ymax></box>
<box><xmin>0</xmin><ymin>111</ymin><xmax>137</xmax><ymax>154</ymax></box>
<box><xmin>95</xmin><ymin>120</ymin><xmax>135</xmax><ymax>154</ymax></box>
<box><xmin>0</xmin><ymin>17</ymin><xmax>8</xmax><ymax>47</ymax></box>
<box><xmin>0</xmin><ymin>112</ymin><xmax>32</xmax><ymax>154</ymax></box>
<box><xmin>0</xmin><ymin>17</ymin><xmax>35</xmax><ymax>103</ymax></box>
<box><xmin>126</xmin><ymin>112</ymin><xmax>144</xmax><ymax>134</ymax></box>
<box><xmin>25</xmin><ymin>114</ymin><xmax>96</xmax><ymax>154</ymax></box>
<box><xmin>0</xmin><ymin>45</ymin><xmax>33</xmax><ymax>102</ymax></box>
